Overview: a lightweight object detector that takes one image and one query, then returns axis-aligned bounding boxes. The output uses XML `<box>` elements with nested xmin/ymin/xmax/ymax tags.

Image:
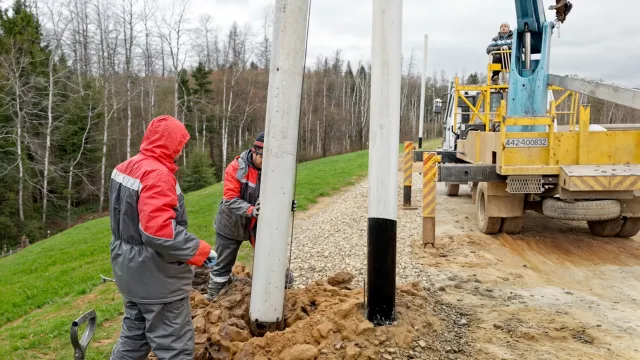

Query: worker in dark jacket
<box><xmin>108</xmin><ymin>115</ymin><xmax>216</xmax><ymax>359</ymax></box>
<box><xmin>205</xmin><ymin>132</ymin><xmax>295</xmax><ymax>301</ymax></box>
<box><xmin>486</xmin><ymin>22</ymin><xmax>513</xmax><ymax>84</ymax></box>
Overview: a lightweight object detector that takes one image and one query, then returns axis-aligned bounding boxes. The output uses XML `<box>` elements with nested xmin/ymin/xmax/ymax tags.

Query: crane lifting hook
<box><xmin>549</xmin><ymin>0</ymin><xmax>573</xmax><ymax>24</ymax></box>
<box><xmin>548</xmin><ymin>0</ymin><xmax>573</xmax><ymax>38</ymax></box>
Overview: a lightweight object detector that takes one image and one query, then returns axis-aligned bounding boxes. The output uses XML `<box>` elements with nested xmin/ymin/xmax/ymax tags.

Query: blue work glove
<box><xmin>292</xmin><ymin>200</ymin><xmax>297</xmax><ymax>212</ymax></box>
<box><xmin>203</xmin><ymin>250</ymin><xmax>217</xmax><ymax>268</ymax></box>
<box><xmin>252</xmin><ymin>199</ymin><xmax>260</xmax><ymax>217</ymax></box>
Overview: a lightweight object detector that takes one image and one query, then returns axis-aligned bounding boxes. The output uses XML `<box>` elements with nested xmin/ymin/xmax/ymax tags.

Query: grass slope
<box><xmin>0</xmin><ymin>140</ymin><xmax>439</xmax><ymax>358</ymax></box>
<box><xmin>0</xmin><ymin>148</ymin><xmax>371</xmax><ymax>358</ymax></box>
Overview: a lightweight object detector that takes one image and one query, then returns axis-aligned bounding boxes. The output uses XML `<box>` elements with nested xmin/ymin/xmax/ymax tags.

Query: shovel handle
<box><xmin>70</xmin><ymin>309</ymin><xmax>97</xmax><ymax>360</ymax></box>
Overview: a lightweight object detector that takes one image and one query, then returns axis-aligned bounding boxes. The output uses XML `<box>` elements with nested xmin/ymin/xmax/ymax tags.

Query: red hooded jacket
<box><xmin>109</xmin><ymin>115</ymin><xmax>210</xmax><ymax>304</ymax></box>
<box><xmin>213</xmin><ymin>148</ymin><xmax>261</xmax><ymax>244</ymax></box>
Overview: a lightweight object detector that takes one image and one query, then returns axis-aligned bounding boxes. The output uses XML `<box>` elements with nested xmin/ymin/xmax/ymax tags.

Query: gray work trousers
<box><xmin>208</xmin><ymin>232</ymin><xmax>243</xmax><ymax>292</ymax></box>
<box><xmin>110</xmin><ymin>296</ymin><xmax>194</xmax><ymax>360</ymax></box>
<box><xmin>207</xmin><ymin>232</ymin><xmax>294</xmax><ymax>296</ymax></box>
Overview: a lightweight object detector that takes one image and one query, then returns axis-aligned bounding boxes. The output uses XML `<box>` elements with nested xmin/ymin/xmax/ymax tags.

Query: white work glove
<box><xmin>203</xmin><ymin>250</ymin><xmax>218</xmax><ymax>268</ymax></box>
<box><xmin>252</xmin><ymin>199</ymin><xmax>260</xmax><ymax>217</ymax></box>
<box><xmin>292</xmin><ymin>199</ymin><xmax>297</xmax><ymax>213</ymax></box>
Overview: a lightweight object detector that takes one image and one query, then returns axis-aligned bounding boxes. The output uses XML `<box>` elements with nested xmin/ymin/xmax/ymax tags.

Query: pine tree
<box><xmin>345</xmin><ymin>61</ymin><xmax>354</xmax><ymax>80</ymax></box>
<box><xmin>177</xmin><ymin>68</ymin><xmax>192</xmax><ymax>115</ymax></box>
<box><xmin>190</xmin><ymin>61</ymin><xmax>213</xmax><ymax>152</ymax></box>
<box><xmin>191</xmin><ymin>62</ymin><xmax>213</xmax><ymax>96</ymax></box>
<box><xmin>466</xmin><ymin>72</ymin><xmax>480</xmax><ymax>85</ymax></box>
<box><xmin>180</xmin><ymin>150</ymin><xmax>218</xmax><ymax>192</ymax></box>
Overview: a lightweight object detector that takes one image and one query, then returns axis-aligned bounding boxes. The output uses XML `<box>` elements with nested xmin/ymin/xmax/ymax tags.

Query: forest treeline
<box><xmin>0</xmin><ymin>0</ymin><xmax>637</xmax><ymax>247</ymax></box>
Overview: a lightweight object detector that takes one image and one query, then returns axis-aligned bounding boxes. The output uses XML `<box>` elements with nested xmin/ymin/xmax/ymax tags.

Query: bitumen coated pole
<box><xmin>418</xmin><ymin>34</ymin><xmax>427</xmax><ymax>149</ymax></box>
<box><xmin>403</xmin><ymin>141</ymin><xmax>414</xmax><ymax>207</ymax></box>
<box><xmin>366</xmin><ymin>0</ymin><xmax>402</xmax><ymax>326</ymax></box>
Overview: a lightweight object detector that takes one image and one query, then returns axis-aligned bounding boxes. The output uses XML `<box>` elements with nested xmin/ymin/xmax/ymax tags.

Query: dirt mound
<box><xmin>192</xmin><ymin>263</ymin><xmax>253</xmax><ymax>294</ymax></box>
<box><xmin>186</xmin><ymin>263</ymin><xmax>473</xmax><ymax>360</ymax></box>
<box><xmin>326</xmin><ymin>271</ymin><xmax>354</xmax><ymax>288</ymax></box>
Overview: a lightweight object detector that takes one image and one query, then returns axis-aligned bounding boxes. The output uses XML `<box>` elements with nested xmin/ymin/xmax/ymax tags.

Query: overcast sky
<box><xmin>188</xmin><ymin>0</ymin><xmax>639</xmax><ymax>87</ymax></box>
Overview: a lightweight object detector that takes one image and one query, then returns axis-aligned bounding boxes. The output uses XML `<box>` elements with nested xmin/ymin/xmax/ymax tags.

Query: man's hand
<box><xmin>203</xmin><ymin>250</ymin><xmax>217</xmax><ymax>267</ymax></box>
<box><xmin>251</xmin><ymin>199</ymin><xmax>296</xmax><ymax>216</ymax></box>
<box><xmin>252</xmin><ymin>199</ymin><xmax>260</xmax><ymax>217</ymax></box>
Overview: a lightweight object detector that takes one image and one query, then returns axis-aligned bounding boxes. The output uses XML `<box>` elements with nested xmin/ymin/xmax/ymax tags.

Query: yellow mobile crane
<box><xmin>417</xmin><ymin>0</ymin><xmax>640</xmax><ymax>237</ymax></box>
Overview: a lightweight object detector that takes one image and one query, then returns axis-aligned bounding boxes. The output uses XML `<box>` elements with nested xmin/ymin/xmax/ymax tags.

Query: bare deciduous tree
<box><xmin>157</xmin><ymin>0</ymin><xmax>191</xmax><ymax>121</ymax></box>
<box><xmin>121</xmin><ymin>0</ymin><xmax>137</xmax><ymax>159</ymax></box>
<box><xmin>197</xmin><ymin>14</ymin><xmax>215</xmax><ymax>69</ymax></box>
<box><xmin>41</xmin><ymin>0</ymin><xmax>72</xmax><ymax>223</ymax></box>
<box><xmin>257</xmin><ymin>5</ymin><xmax>274</xmax><ymax>69</ymax></box>
<box><xmin>67</xmin><ymin>94</ymin><xmax>94</xmax><ymax>228</ymax></box>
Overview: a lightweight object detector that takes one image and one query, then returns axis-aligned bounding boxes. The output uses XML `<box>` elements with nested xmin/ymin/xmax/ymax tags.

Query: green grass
<box><xmin>0</xmin><ymin>142</ymin><xmax>441</xmax><ymax>359</ymax></box>
<box><xmin>398</xmin><ymin>138</ymin><xmax>442</xmax><ymax>153</ymax></box>
<box><xmin>0</xmin><ymin>148</ymin><xmax>377</xmax><ymax>359</ymax></box>
<box><xmin>0</xmin><ymin>217</ymin><xmax>114</xmax><ymax>326</ymax></box>
<box><xmin>0</xmin><ymin>284</ymin><xmax>123</xmax><ymax>359</ymax></box>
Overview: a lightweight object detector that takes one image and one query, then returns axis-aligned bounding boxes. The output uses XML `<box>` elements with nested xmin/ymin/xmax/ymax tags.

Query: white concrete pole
<box><xmin>366</xmin><ymin>0</ymin><xmax>403</xmax><ymax>325</ymax></box>
<box><xmin>249</xmin><ymin>0</ymin><xmax>310</xmax><ymax>334</ymax></box>
<box><xmin>418</xmin><ymin>34</ymin><xmax>427</xmax><ymax>148</ymax></box>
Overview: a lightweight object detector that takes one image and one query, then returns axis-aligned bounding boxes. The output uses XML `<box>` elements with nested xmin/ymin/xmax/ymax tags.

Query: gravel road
<box><xmin>287</xmin><ymin>161</ymin><xmax>640</xmax><ymax>360</ymax></box>
<box><xmin>289</xmin><ymin>171</ymin><xmax>430</xmax><ymax>289</ymax></box>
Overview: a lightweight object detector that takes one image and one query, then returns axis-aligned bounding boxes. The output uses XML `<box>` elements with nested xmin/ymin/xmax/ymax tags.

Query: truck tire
<box><xmin>501</xmin><ymin>217</ymin><xmax>524</xmax><ymax>234</ymax></box>
<box><xmin>588</xmin><ymin>219</ymin><xmax>622</xmax><ymax>237</ymax></box>
<box><xmin>477</xmin><ymin>185</ymin><xmax>502</xmax><ymax>234</ymax></box>
<box><xmin>446</xmin><ymin>183</ymin><xmax>459</xmax><ymax>196</ymax></box>
<box><xmin>616</xmin><ymin>217</ymin><xmax>640</xmax><ymax>238</ymax></box>
<box><xmin>542</xmin><ymin>198</ymin><xmax>620</xmax><ymax>221</ymax></box>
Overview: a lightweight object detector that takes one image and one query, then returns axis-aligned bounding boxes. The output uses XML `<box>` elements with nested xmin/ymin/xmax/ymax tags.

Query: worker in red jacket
<box><xmin>205</xmin><ymin>132</ymin><xmax>295</xmax><ymax>302</ymax></box>
<box><xmin>108</xmin><ymin>115</ymin><xmax>216</xmax><ymax>359</ymax></box>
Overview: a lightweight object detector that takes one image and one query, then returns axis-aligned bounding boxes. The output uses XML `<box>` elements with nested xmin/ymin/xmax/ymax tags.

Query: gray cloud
<box><xmin>191</xmin><ymin>0</ymin><xmax>640</xmax><ymax>86</ymax></box>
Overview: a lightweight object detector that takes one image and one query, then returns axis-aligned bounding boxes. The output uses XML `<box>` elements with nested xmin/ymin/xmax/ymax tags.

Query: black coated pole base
<box><xmin>402</xmin><ymin>186</ymin><xmax>417</xmax><ymax>210</ymax></box>
<box><xmin>403</xmin><ymin>186</ymin><xmax>411</xmax><ymax>207</ymax></box>
<box><xmin>366</xmin><ymin>217</ymin><xmax>397</xmax><ymax>326</ymax></box>
<box><xmin>418</xmin><ymin>137</ymin><xmax>423</xmax><ymax>149</ymax></box>
<box><xmin>249</xmin><ymin>319</ymin><xmax>285</xmax><ymax>337</ymax></box>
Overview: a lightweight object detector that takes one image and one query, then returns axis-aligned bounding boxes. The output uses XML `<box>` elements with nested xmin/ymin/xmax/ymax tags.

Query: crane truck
<box><xmin>415</xmin><ymin>0</ymin><xmax>640</xmax><ymax>237</ymax></box>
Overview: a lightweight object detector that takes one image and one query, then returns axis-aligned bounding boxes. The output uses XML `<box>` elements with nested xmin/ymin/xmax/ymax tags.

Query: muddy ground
<box><xmin>417</xmin><ymin>184</ymin><xmax>640</xmax><ymax>360</ymax></box>
<box><xmin>183</xmin><ymin>161</ymin><xmax>640</xmax><ymax>360</ymax></box>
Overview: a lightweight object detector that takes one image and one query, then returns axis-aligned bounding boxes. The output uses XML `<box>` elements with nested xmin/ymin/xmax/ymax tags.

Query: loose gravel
<box><xmin>289</xmin><ymin>171</ymin><xmax>432</xmax><ymax>289</ymax></box>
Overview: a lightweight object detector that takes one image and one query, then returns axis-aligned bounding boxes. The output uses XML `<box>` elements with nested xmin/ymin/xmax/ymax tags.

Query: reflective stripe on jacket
<box><xmin>109</xmin><ymin>115</ymin><xmax>211</xmax><ymax>304</ymax></box>
<box><xmin>214</xmin><ymin>149</ymin><xmax>261</xmax><ymax>241</ymax></box>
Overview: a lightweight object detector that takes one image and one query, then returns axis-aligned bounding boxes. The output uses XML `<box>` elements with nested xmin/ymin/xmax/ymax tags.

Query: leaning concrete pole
<box><xmin>249</xmin><ymin>0</ymin><xmax>310</xmax><ymax>335</ymax></box>
<box><xmin>418</xmin><ymin>34</ymin><xmax>428</xmax><ymax>148</ymax></box>
<box><xmin>367</xmin><ymin>0</ymin><xmax>403</xmax><ymax>325</ymax></box>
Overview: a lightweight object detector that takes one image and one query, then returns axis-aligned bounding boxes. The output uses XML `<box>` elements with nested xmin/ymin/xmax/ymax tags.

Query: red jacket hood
<box><xmin>139</xmin><ymin>115</ymin><xmax>189</xmax><ymax>173</ymax></box>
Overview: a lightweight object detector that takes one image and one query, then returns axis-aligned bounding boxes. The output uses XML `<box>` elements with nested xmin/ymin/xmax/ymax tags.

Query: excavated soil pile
<box><xmin>184</xmin><ymin>263</ymin><xmax>473</xmax><ymax>360</ymax></box>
